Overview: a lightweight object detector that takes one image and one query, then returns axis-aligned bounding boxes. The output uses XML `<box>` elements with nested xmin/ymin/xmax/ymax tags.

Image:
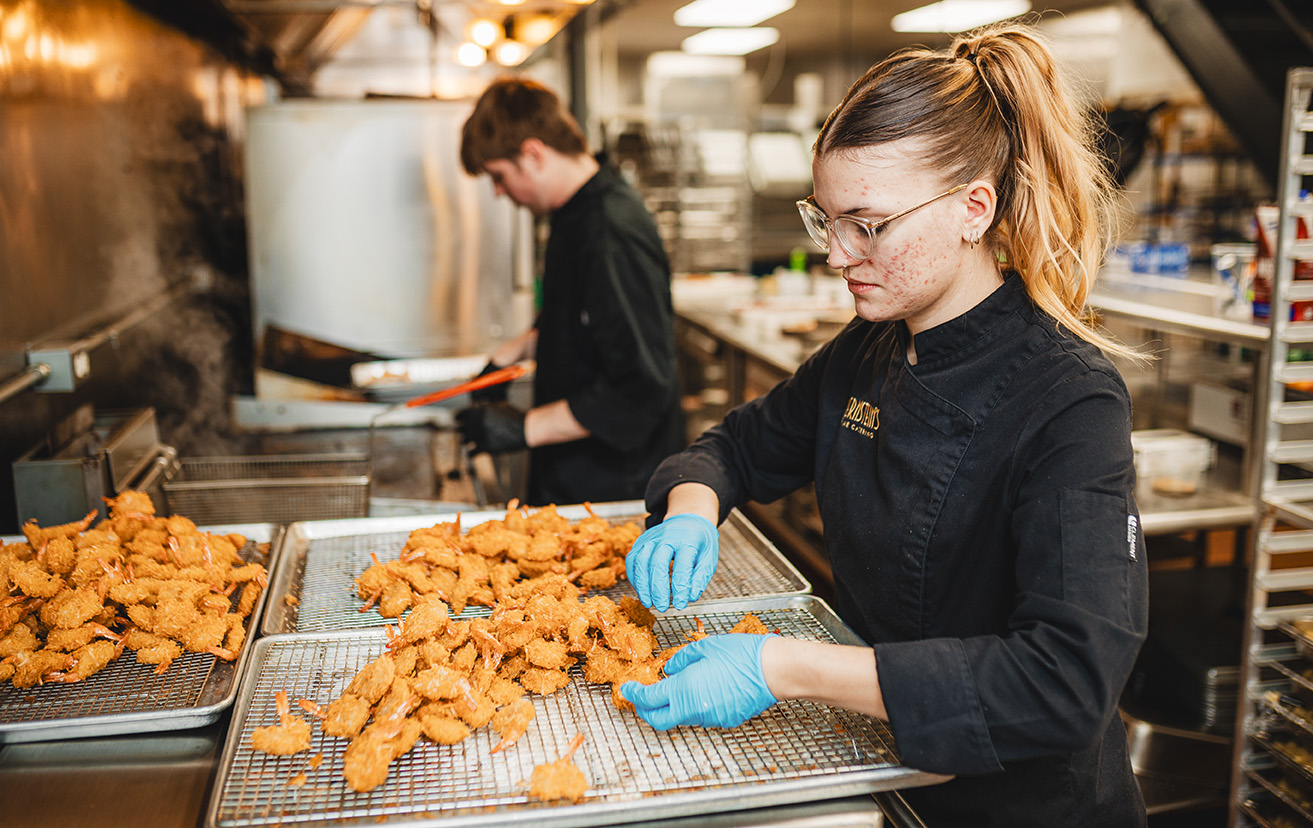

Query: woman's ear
<box><xmin>963</xmin><ymin>179</ymin><xmax>997</xmax><ymax>242</ymax></box>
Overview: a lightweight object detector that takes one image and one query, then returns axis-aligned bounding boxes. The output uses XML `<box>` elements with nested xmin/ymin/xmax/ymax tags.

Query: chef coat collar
<box><xmin>897</xmin><ymin>272</ymin><xmax>1027</xmax><ymax>365</ymax></box>
<box><xmin>555</xmin><ymin>153</ymin><xmax>615</xmax><ymax>217</ymax></box>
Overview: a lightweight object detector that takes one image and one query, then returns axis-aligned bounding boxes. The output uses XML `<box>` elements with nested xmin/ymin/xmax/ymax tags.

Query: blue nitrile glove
<box><xmin>621</xmin><ymin>633</ymin><xmax>777</xmax><ymax>730</ymax></box>
<box><xmin>625</xmin><ymin>513</ymin><xmax>719</xmax><ymax>612</ymax></box>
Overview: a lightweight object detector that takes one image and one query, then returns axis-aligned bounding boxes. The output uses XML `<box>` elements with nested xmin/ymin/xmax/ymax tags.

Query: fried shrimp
<box><xmin>523</xmin><ymin>638</ymin><xmax>573</xmax><ymax>671</ymax></box>
<box><xmin>299</xmin><ymin>693</ymin><xmax>372</xmax><ymax>739</ymax></box>
<box><xmin>2</xmin><ymin>503</ymin><xmax>264</xmax><ymax>688</ymax></box>
<box><xmin>489</xmin><ymin>696</ymin><xmax>535</xmax><ymax>753</ymax></box>
<box><xmin>353</xmin><ymin>505</ymin><xmax>641</xmax><ymax>624</ymax></box>
<box><xmin>250</xmin><ymin>690</ymin><xmax>312</xmax><ymax>755</ymax></box>
<box><xmin>258</xmin><ymin>506</ymin><xmax>782</xmax><ymax>795</ymax></box>
<box><xmin>342</xmin><ymin>694</ymin><xmax>421</xmax><ymax>792</ymax></box>
<box><xmin>730</xmin><ymin>612</ymin><xmax>770</xmax><ymax>635</ymax></box>
<box><xmin>417</xmin><ymin>711</ymin><xmax>471</xmax><ymax>745</ymax></box>
<box><xmin>412</xmin><ymin>664</ymin><xmax>475</xmax><ymax>702</ymax></box>
<box><xmin>528</xmin><ymin>732</ymin><xmax>588</xmax><ymax>802</ymax></box>
<box><xmin>47</xmin><ymin>639</ymin><xmax>118</xmax><ymax>683</ymax></box>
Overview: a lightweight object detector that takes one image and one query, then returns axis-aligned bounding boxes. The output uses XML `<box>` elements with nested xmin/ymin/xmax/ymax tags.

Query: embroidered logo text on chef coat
<box><xmin>1126</xmin><ymin>515</ymin><xmax>1138</xmax><ymax>561</ymax></box>
<box><xmin>841</xmin><ymin>397</ymin><xmax>880</xmax><ymax>439</ymax></box>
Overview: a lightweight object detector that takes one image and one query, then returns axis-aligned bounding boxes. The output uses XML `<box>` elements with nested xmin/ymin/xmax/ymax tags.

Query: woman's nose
<box><xmin>827</xmin><ymin>239</ymin><xmax>860</xmax><ymax>269</ymax></box>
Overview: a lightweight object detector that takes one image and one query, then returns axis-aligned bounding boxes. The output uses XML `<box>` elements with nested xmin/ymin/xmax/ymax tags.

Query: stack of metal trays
<box><xmin>261</xmin><ymin>501</ymin><xmax>810</xmax><ymax>636</ymax></box>
<box><xmin>0</xmin><ymin>524</ymin><xmax>282</xmax><ymax>744</ymax></box>
<box><xmin>207</xmin><ymin>597</ymin><xmax>945</xmax><ymax>828</ymax></box>
<box><xmin>203</xmin><ymin>503</ymin><xmax>944</xmax><ymax>827</ymax></box>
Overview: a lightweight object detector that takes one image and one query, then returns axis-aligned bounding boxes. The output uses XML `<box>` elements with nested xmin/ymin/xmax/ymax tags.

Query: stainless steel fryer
<box><xmin>208</xmin><ymin>596</ymin><xmax>946</xmax><ymax>828</ymax></box>
<box><xmin>0</xmin><ymin>523</ymin><xmax>282</xmax><ymax>744</ymax></box>
<box><xmin>163</xmin><ymin>454</ymin><xmax>371</xmax><ymax>526</ymax></box>
<box><xmin>260</xmin><ymin>501</ymin><xmax>811</xmax><ymax>636</ymax></box>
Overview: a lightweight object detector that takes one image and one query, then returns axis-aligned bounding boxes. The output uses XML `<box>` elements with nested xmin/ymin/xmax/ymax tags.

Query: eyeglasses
<box><xmin>796</xmin><ymin>183</ymin><xmax>968</xmax><ymax>261</ymax></box>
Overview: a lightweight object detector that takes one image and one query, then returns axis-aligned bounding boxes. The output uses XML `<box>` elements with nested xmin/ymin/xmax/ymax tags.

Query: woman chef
<box><xmin>622</xmin><ymin>24</ymin><xmax>1149</xmax><ymax>827</ymax></box>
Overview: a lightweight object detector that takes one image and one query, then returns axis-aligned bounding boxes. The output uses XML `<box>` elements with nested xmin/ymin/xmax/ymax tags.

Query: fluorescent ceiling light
<box><xmin>682</xmin><ymin>27</ymin><xmax>779</xmax><ymax>56</ymax></box>
<box><xmin>647</xmin><ymin>51</ymin><xmax>745</xmax><ymax>77</ymax></box>
<box><xmin>892</xmin><ymin>0</ymin><xmax>1031</xmax><ymax>33</ymax></box>
<box><xmin>674</xmin><ymin>0</ymin><xmax>794</xmax><ymax>28</ymax></box>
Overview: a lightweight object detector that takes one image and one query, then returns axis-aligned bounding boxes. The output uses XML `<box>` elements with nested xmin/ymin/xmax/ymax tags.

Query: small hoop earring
<box><xmin>969</xmin><ymin>230</ymin><xmax>980</xmax><ymax>249</ymax></box>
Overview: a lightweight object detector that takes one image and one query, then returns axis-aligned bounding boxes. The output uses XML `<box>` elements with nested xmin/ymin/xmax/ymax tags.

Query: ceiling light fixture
<box><xmin>891</xmin><ymin>0</ymin><xmax>1031</xmax><ymax>33</ymax></box>
<box><xmin>467</xmin><ymin>18</ymin><xmax>500</xmax><ymax>48</ymax></box>
<box><xmin>516</xmin><ymin>14</ymin><xmax>559</xmax><ymax>45</ymax></box>
<box><xmin>493</xmin><ymin>39</ymin><xmax>528</xmax><ymax>66</ymax></box>
<box><xmin>674</xmin><ymin>0</ymin><xmax>794</xmax><ymax>28</ymax></box>
<box><xmin>681</xmin><ymin>27</ymin><xmax>779</xmax><ymax>56</ymax></box>
<box><xmin>456</xmin><ymin>42</ymin><xmax>487</xmax><ymax>67</ymax></box>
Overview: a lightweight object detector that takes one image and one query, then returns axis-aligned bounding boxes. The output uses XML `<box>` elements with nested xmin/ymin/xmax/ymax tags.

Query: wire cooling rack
<box><xmin>210</xmin><ymin>597</ymin><xmax>943</xmax><ymax>828</ymax></box>
<box><xmin>261</xmin><ymin>503</ymin><xmax>810</xmax><ymax>636</ymax></box>
<box><xmin>0</xmin><ymin>524</ymin><xmax>281</xmax><ymax>743</ymax></box>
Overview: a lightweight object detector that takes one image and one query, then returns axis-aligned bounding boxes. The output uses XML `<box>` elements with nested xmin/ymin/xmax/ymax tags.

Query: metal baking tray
<box><xmin>261</xmin><ymin>501</ymin><xmax>810</xmax><ymax>636</ymax></box>
<box><xmin>0</xmin><ymin>523</ymin><xmax>282</xmax><ymax>744</ymax></box>
<box><xmin>208</xmin><ymin>596</ymin><xmax>946</xmax><ymax>828</ymax></box>
<box><xmin>1244</xmin><ymin>766</ymin><xmax>1313</xmax><ymax>825</ymax></box>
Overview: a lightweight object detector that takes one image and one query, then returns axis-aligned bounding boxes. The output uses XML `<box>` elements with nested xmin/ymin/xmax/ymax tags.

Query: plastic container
<box><xmin>1131</xmin><ymin>429</ymin><xmax>1216</xmax><ymax>498</ymax></box>
<box><xmin>1210</xmin><ymin>243</ymin><xmax>1257</xmax><ymax>320</ymax></box>
<box><xmin>1122</xmin><ymin>242</ymin><xmax>1191</xmax><ymax>276</ymax></box>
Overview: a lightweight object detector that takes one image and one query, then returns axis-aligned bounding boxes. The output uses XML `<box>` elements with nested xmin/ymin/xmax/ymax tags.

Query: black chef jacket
<box><xmin>646</xmin><ymin>276</ymin><xmax>1148</xmax><ymax>827</ymax></box>
<box><xmin>528</xmin><ymin>158</ymin><xmax>683</xmax><ymax>506</ymax></box>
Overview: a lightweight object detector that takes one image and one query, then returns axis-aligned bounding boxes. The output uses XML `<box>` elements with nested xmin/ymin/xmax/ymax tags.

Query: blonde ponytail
<box><xmin>816</xmin><ymin>23</ymin><xmax>1145</xmax><ymax>363</ymax></box>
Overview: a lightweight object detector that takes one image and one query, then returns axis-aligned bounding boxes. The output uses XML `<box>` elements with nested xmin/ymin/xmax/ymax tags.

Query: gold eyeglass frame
<box><xmin>797</xmin><ymin>183</ymin><xmax>969</xmax><ymax>260</ymax></box>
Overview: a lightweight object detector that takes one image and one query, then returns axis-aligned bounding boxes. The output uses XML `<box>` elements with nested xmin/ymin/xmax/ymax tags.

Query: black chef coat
<box><xmin>528</xmin><ymin>157</ymin><xmax>683</xmax><ymax>506</ymax></box>
<box><xmin>646</xmin><ymin>276</ymin><xmax>1148</xmax><ymax>827</ymax></box>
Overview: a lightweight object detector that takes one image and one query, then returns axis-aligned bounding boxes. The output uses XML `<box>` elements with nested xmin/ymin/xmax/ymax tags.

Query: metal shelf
<box><xmin>1233</xmin><ymin>66</ymin><xmax>1313</xmax><ymax>828</ymax></box>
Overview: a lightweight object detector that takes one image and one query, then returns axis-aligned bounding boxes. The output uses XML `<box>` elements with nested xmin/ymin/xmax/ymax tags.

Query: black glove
<box><xmin>468</xmin><ymin>360</ymin><xmax>511</xmax><ymax>404</ymax></box>
<box><xmin>455</xmin><ymin>403</ymin><xmax>527</xmax><ymax>454</ymax></box>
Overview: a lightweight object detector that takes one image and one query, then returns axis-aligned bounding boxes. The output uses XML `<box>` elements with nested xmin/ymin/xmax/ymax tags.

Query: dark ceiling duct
<box><xmin>1134</xmin><ymin>0</ymin><xmax>1313</xmax><ymax>190</ymax></box>
<box><xmin>126</xmin><ymin>0</ymin><xmax>278</xmax><ymax>77</ymax></box>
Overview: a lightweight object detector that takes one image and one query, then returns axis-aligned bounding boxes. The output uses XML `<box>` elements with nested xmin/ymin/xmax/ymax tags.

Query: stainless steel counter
<box><xmin>0</xmin><ymin>721</ymin><xmax>227</xmax><ymax>828</ymax></box>
<box><xmin>0</xmin><ymin>715</ymin><xmax>922</xmax><ymax>828</ymax></box>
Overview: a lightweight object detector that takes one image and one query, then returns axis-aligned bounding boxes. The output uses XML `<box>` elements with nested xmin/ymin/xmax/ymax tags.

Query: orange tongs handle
<box><xmin>403</xmin><ymin>364</ymin><xmax>528</xmax><ymax>409</ymax></box>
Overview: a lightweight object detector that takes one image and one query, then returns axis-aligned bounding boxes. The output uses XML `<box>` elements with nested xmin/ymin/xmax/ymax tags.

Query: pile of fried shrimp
<box><xmin>252</xmin><ymin>504</ymin><xmax>770</xmax><ymax>801</ymax></box>
<box><xmin>0</xmin><ymin>491</ymin><xmax>267</xmax><ymax>689</ymax></box>
<box><xmin>354</xmin><ymin>502</ymin><xmax>642</xmax><ymax>619</ymax></box>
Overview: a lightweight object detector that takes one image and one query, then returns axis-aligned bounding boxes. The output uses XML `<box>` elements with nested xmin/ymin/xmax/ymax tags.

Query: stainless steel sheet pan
<box><xmin>0</xmin><ymin>524</ymin><xmax>282</xmax><ymax>744</ymax></box>
<box><xmin>209</xmin><ymin>596</ymin><xmax>944</xmax><ymax>828</ymax></box>
<box><xmin>261</xmin><ymin>502</ymin><xmax>810</xmax><ymax>636</ymax></box>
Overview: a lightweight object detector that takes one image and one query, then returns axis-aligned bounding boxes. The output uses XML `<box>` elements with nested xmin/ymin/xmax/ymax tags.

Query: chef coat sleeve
<box><xmin>562</xmin><ymin>225</ymin><xmax>677</xmax><ymax>453</ymax></box>
<box><xmin>646</xmin><ymin>332</ymin><xmax>833</xmax><ymax>525</ymax></box>
<box><xmin>875</xmin><ymin>369</ymin><xmax>1148</xmax><ymax>776</ymax></box>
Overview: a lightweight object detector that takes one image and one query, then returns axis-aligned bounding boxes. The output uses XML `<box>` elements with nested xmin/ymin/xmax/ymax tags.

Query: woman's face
<box><xmin>812</xmin><ymin>138</ymin><xmax>991</xmax><ymax>334</ymax></box>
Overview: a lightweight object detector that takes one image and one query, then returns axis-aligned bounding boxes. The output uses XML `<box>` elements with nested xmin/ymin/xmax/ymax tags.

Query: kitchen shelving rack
<box><xmin>1231</xmin><ymin>66</ymin><xmax>1313</xmax><ymax>828</ymax></box>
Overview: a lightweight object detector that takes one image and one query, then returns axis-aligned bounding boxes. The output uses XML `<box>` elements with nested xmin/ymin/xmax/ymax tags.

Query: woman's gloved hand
<box><xmin>625</xmin><ymin>513</ymin><xmax>719</xmax><ymax>611</ymax></box>
<box><xmin>468</xmin><ymin>360</ymin><xmax>511</xmax><ymax>404</ymax></box>
<box><xmin>621</xmin><ymin>634</ymin><xmax>777</xmax><ymax>730</ymax></box>
<box><xmin>455</xmin><ymin>403</ymin><xmax>526</xmax><ymax>454</ymax></box>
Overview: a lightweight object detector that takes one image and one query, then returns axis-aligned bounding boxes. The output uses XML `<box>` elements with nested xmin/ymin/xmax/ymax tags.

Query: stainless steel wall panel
<box><xmin>245</xmin><ymin>100</ymin><xmax>528</xmax><ymax>361</ymax></box>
